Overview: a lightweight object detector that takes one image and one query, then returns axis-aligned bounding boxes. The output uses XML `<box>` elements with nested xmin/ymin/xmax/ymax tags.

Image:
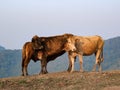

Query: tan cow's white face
<box><xmin>64</xmin><ymin>38</ymin><xmax>76</xmax><ymax>52</ymax></box>
<box><xmin>37</xmin><ymin>51</ymin><xmax>43</xmax><ymax>60</ymax></box>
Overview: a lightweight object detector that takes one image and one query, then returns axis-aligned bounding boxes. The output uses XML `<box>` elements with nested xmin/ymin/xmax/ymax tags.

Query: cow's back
<box><xmin>42</xmin><ymin>34</ymin><xmax>73</xmax><ymax>56</ymax></box>
<box><xmin>75</xmin><ymin>35</ymin><xmax>104</xmax><ymax>55</ymax></box>
<box><xmin>22</xmin><ymin>42</ymin><xmax>33</xmax><ymax>61</ymax></box>
<box><xmin>22</xmin><ymin>42</ymin><xmax>39</xmax><ymax>62</ymax></box>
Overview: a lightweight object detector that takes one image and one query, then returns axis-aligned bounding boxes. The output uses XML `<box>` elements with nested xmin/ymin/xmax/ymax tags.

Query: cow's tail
<box><xmin>22</xmin><ymin>45</ymin><xmax>26</xmax><ymax>68</ymax></box>
<box><xmin>100</xmin><ymin>48</ymin><xmax>104</xmax><ymax>62</ymax></box>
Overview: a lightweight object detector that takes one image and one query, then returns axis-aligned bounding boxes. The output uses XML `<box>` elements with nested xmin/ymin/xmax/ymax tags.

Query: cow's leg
<box><xmin>98</xmin><ymin>62</ymin><xmax>102</xmax><ymax>72</ymax></box>
<box><xmin>22</xmin><ymin>57</ymin><xmax>30</xmax><ymax>76</ymax></box>
<box><xmin>40</xmin><ymin>59</ymin><xmax>48</xmax><ymax>74</ymax></box>
<box><xmin>92</xmin><ymin>50</ymin><xmax>102</xmax><ymax>72</ymax></box>
<box><xmin>67</xmin><ymin>54</ymin><xmax>72</xmax><ymax>72</ymax></box>
<box><xmin>44</xmin><ymin>61</ymin><xmax>48</xmax><ymax>73</ymax></box>
<box><xmin>67</xmin><ymin>54</ymin><xmax>75</xmax><ymax>73</ymax></box>
<box><xmin>22</xmin><ymin>58</ymin><xmax>25</xmax><ymax>76</ymax></box>
<box><xmin>92</xmin><ymin>52</ymin><xmax>97</xmax><ymax>72</ymax></box>
<box><xmin>78</xmin><ymin>54</ymin><xmax>83</xmax><ymax>72</ymax></box>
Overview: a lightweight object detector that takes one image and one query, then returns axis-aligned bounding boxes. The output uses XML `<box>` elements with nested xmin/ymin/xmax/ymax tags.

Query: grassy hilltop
<box><xmin>0</xmin><ymin>71</ymin><xmax>120</xmax><ymax>90</ymax></box>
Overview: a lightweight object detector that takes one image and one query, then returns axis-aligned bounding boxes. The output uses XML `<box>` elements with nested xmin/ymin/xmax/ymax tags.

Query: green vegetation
<box><xmin>0</xmin><ymin>36</ymin><xmax>120</xmax><ymax>78</ymax></box>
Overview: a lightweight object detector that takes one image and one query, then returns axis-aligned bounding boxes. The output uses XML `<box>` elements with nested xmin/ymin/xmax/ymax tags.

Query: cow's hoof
<box><xmin>67</xmin><ymin>69</ymin><xmax>70</xmax><ymax>72</ymax></box>
<box><xmin>92</xmin><ymin>69</ymin><xmax>96</xmax><ymax>72</ymax></box>
<box><xmin>68</xmin><ymin>70</ymin><xmax>73</xmax><ymax>73</ymax></box>
<box><xmin>98</xmin><ymin>70</ymin><xmax>102</xmax><ymax>73</ymax></box>
<box><xmin>39</xmin><ymin>72</ymin><xmax>43</xmax><ymax>75</ymax></box>
<box><xmin>39</xmin><ymin>72</ymin><xmax>48</xmax><ymax>75</ymax></box>
<box><xmin>21</xmin><ymin>73</ymin><xmax>28</xmax><ymax>76</ymax></box>
<box><xmin>80</xmin><ymin>70</ymin><xmax>84</xmax><ymax>73</ymax></box>
<box><xmin>21</xmin><ymin>74</ymin><xmax>24</xmax><ymax>76</ymax></box>
<box><xmin>67</xmin><ymin>68</ymin><xmax>72</xmax><ymax>72</ymax></box>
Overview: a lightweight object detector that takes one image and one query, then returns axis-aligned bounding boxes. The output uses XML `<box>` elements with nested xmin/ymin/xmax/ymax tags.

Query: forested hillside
<box><xmin>103</xmin><ymin>36</ymin><xmax>120</xmax><ymax>70</ymax></box>
<box><xmin>0</xmin><ymin>49</ymin><xmax>21</xmax><ymax>78</ymax></box>
<box><xmin>0</xmin><ymin>36</ymin><xmax>120</xmax><ymax>78</ymax></box>
<box><xmin>0</xmin><ymin>46</ymin><xmax>5</xmax><ymax>51</ymax></box>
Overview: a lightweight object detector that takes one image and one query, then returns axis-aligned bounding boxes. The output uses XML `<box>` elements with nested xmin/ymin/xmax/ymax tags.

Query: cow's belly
<box><xmin>83</xmin><ymin>52</ymin><xmax>94</xmax><ymax>56</ymax></box>
<box><xmin>82</xmin><ymin>45</ymin><xmax>97</xmax><ymax>56</ymax></box>
<box><xmin>76</xmin><ymin>37</ymin><xmax>98</xmax><ymax>56</ymax></box>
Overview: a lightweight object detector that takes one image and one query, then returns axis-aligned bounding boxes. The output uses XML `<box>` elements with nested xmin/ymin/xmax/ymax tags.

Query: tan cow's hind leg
<box><xmin>98</xmin><ymin>62</ymin><xmax>102</xmax><ymax>72</ymax></box>
<box><xmin>92</xmin><ymin>49</ymin><xmax>102</xmax><ymax>72</ymax></box>
<box><xmin>78</xmin><ymin>54</ymin><xmax>84</xmax><ymax>72</ymax></box>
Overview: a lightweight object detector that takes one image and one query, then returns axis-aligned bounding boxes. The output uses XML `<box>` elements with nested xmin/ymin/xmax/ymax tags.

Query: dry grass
<box><xmin>0</xmin><ymin>71</ymin><xmax>120</xmax><ymax>90</ymax></box>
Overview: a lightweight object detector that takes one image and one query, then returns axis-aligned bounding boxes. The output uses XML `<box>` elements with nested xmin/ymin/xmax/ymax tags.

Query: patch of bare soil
<box><xmin>0</xmin><ymin>71</ymin><xmax>120</xmax><ymax>90</ymax></box>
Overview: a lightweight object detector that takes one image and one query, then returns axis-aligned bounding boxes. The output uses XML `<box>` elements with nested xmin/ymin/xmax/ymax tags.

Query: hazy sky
<box><xmin>0</xmin><ymin>0</ymin><xmax>120</xmax><ymax>49</ymax></box>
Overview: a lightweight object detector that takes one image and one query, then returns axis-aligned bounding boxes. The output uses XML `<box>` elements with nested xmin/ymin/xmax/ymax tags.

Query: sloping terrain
<box><xmin>0</xmin><ymin>71</ymin><xmax>120</xmax><ymax>90</ymax></box>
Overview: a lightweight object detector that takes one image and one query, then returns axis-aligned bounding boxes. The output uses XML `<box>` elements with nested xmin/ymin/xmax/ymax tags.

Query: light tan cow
<box><xmin>65</xmin><ymin>35</ymin><xmax>104</xmax><ymax>72</ymax></box>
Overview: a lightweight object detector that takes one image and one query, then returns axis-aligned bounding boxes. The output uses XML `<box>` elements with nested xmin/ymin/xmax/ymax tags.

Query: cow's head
<box><xmin>31</xmin><ymin>35</ymin><xmax>43</xmax><ymax>50</ymax></box>
<box><xmin>63</xmin><ymin>37</ymin><xmax>76</xmax><ymax>52</ymax></box>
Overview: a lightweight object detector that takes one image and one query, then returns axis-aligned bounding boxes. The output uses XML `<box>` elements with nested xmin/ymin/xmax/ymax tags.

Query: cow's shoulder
<box><xmin>22</xmin><ymin>42</ymin><xmax>35</xmax><ymax>53</ymax></box>
<box><xmin>23</xmin><ymin>42</ymin><xmax>31</xmax><ymax>48</ymax></box>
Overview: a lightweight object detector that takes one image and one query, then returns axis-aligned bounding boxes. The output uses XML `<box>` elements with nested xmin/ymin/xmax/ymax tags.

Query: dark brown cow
<box><xmin>22</xmin><ymin>34</ymin><xmax>76</xmax><ymax>76</ymax></box>
<box><xmin>21</xmin><ymin>42</ymin><xmax>43</xmax><ymax>76</ymax></box>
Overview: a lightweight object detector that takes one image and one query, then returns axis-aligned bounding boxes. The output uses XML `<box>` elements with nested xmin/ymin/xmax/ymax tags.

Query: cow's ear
<box><xmin>31</xmin><ymin>38</ymin><xmax>35</xmax><ymax>42</ymax></box>
<box><xmin>31</xmin><ymin>35</ymin><xmax>39</xmax><ymax>42</ymax></box>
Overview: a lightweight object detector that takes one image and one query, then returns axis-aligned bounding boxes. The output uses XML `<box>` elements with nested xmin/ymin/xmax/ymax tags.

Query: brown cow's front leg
<box><xmin>40</xmin><ymin>59</ymin><xmax>48</xmax><ymax>74</ymax></box>
<box><xmin>43</xmin><ymin>61</ymin><xmax>48</xmax><ymax>74</ymax></box>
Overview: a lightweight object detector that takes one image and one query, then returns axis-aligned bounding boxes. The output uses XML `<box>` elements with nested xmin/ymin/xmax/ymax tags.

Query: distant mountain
<box><xmin>103</xmin><ymin>36</ymin><xmax>120</xmax><ymax>70</ymax></box>
<box><xmin>0</xmin><ymin>36</ymin><xmax>120</xmax><ymax>78</ymax></box>
<box><xmin>0</xmin><ymin>49</ymin><xmax>22</xmax><ymax>78</ymax></box>
<box><xmin>0</xmin><ymin>45</ymin><xmax>5</xmax><ymax>51</ymax></box>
